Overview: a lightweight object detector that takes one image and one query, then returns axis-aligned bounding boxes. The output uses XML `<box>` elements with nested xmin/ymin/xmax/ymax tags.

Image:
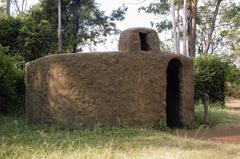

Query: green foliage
<box><xmin>196</xmin><ymin>1</ymin><xmax>240</xmax><ymax>54</ymax></box>
<box><xmin>221</xmin><ymin>2</ymin><xmax>240</xmax><ymax>28</ymax></box>
<box><xmin>184</xmin><ymin>120</ymin><xmax>200</xmax><ymax>130</ymax></box>
<box><xmin>140</xmin><ymin>0</ymin><xmax>239</xmax><ymax>54</ymax></box>
<box><xmin>185</xmin><ymin>102</ymin><xmax>240</xmax><ymax>129</ymax></box>
<box><xmin>152</xmin><ymin>120</ymin><xmax>168</xmax><ymax>132</ymax></box>
<box><xmin>0</xmin><ymin>0</ymin><xmax>127</xmax><ymax>61</ymax></box>
<box><xmin>138</xmin><ymin>1</ymin><xmax>170</xmax><ymax>15</ymax></box>
<box><xmin>138</xmin><ymin>0</ymin><xmax>171</xmax><ymax>33</ymax></box>
<box><xmin>0</xmin><ymin>43</ymin><xmax>9</xmax><ymax>54</ymax></box>
<box><xmin>194</xmin><ymin>54</ymin><xmax>240</xmax><ymax>100</ymax></box>
<box><xmin>0</xmin><ymin>52</ymin><xmax>24</xmax><ymax>114</ymax></box>
<box><xmin>38</xmin><ymin>0</ymin><xmax>127</xmax><ymax>52</ymax></box>
<box><xmin>0</xmin><ymin>14</ymin><xmax>54</xmax><ymax>61</ymax></box>
<box><xmin>223</xmin><ymin>55</ymin><xmax>240</xmax><ymax>98</ymax></box>
<box><xmin>0</xmin><ymin>14</ymin><xmax>21</xmax><ymax>55</ymax></box>
<box><xmin>219</xmin><ymin>1</ymin><xmax>240</xmax><ymax>54</ymax></box>
<box><xmin>194</xmin><ymin>55</ymin><xmax>227</xmax><ymax>103</ymax></box>
<box><xmin>17</xmin><ymin>14</ymin><xmax>56</xmax><ymax>61</ymax></box>
<box><xmin>194</xmin><ymin>102</ymin><xmax>240</xmax><ymax>126</ymax></box>
<box><xmin>155</xmin><ymin>20</ymin><xmax>172</xmax><ymax>33</ymax></box>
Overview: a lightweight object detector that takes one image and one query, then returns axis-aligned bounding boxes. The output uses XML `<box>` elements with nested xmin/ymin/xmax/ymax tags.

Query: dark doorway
<box><xmin>166</xmin><ymin>59</ymin><xmax>182</xmax><ymax>128</ymax></box>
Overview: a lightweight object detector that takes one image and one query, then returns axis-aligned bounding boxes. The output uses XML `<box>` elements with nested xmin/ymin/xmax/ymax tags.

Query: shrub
<box><xmin>0</xmin><ymin>52</ymin><xmax>24</xmax><ymax>114</ymax></box>
<box><xmin>17</xmin><ymin>15</ymin><xmax>57</xmax><ymax>61</ymax></box>
<box><xmin>224</xmin><ymin>55</ymin><xmax>240</xmax><ymax>98</ymax></box>
<box><xmin>0</xmin><ymin>15</ymin><xmax>21</xmax><ymax>55</ymax></box>
<box><xmin>0</xmin><ymin>14</ymin><xmax>56</xmax><ymax>62</ymax></box>
<box><xmin>194</xmin><ymin>55</ymin><xmax>228</xmax><ymax>103</ymax></box>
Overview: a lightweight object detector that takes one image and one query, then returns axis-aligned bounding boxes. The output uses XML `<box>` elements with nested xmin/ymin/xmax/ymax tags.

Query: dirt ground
<box><xmin>171</xmin><ymin>123</ymin><xmax>240</xmax><ymax>144</ymax></box>
<box><xmin>171</xmin><ymin>98</ymin><xmax>240</xmax><ymax>144</ymax></box>
<box><xmin>225</xmin><ymin>97</ymin><xmax>240</xmax><ymax>110</ymax></box>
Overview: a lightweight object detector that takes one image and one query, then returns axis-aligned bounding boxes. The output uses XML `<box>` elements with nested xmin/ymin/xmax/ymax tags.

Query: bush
<box><xmin>0</xmin><ymin>51</ymin><xmax>24</xmax><ymax>114</ymax></box>
<box><xmin>0</xmin><ymin>15</ymin><xmax>21</xmax><ymax>55</ymax></box>
<box><xmin>194</xmin><ymin>55</ymin><xmax>228</xmax><ymax>103</ymax></box>
<box><xmin>224</xmin><ymin>55</ymin><xmax>240</xmax><ymax>98</ymax></box>
<box><xmin>17</xmin><ymin>15</ymin><xmax>57</xmax><ymax>61</ymax></box>
<box><xmin>0</xmin><ymin>14</ymin><xmax>56</xmax><ymax>62</ymax></box>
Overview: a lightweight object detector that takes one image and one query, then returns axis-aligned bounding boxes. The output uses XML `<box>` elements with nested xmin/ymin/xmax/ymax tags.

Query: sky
<box><xmin>96</xmin><ymin>0</ymin><xmax>153</xmax><ymax>29</ymax></box>
<box><xmin>94</xmin><ymin>0</ymin><xmax>157</xmax><ymax>51</ymax></box>
<box><xmin>26</xmin><ymin>0</ymin><xmax>156</xmax><ymax>52</ymax></box>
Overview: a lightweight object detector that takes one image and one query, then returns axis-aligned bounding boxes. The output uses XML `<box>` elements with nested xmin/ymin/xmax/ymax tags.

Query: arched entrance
<box><xmin>166</xmin><ymin>59</ymin><xmax>182</xmax><ymax>128</ymax></box>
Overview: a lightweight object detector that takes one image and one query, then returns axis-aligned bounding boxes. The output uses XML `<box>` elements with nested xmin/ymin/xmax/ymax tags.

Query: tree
<box><xmin>139</xmin><ymin>0</ymin><xmax>197</xmax><ymax>57</ymax></box>
<box><xmin>57</xmin><ymin>0</ymin><xmax>62</xmax><ymax>52</ymax></box>
<box><xmin>16</xmin><ymin>13</ymin><xmax>57</xmax><ymax>61</ymax></box>
<box><xmin>0</xmin><ymin>46</ymin><xmax>24</xmax><ymax>114</ymax></box>
<box><xmin>0</xmin><ymin>12</ymin><xmax>56</xmax><ymax>61</ymax></box>
<box><xmin>0</xmin><ymin>0</ymin><xmax>127</xmax><ymax>61</ymax></box>
<box><xmin>6</xmin><ymin>0</ymin><xmax>10</xmax><ymax>16</ymax></box>
<box><xmin>220</xmin><ymin>2</ymin><xmax>240</xmax><ymax>55</ymax></box>
<box><xmin>183</xmin><ymin>0</ymin><xmax>187</xmax><ymax>56</ymax></box>
<box><xmin>203</xmin><ymin>0</ymin><xmax>223</xmax><ymax>54</ymax></box>
<box><xmin>171</xmin><ymin>0</ymin><xmax>178</xmax><ymax>54</ymax></box>
<box><xmin>140</xmin><ymin>0</ymin><xmax>240</xmax><ymax>56</ymax></box>
<box><xmin>12</xmin><ymin>0</ymin><xmax>28</xmax><ymax>15</ymax></box>
<box><xmin>0</xmin><ymin>0</ymin><xmax>29</xmax><ymax>16</ymax></box>
<box><xmin>138</xmin><ymin>0</ymin><xmax>171</xmax><ymax>47</ymax></box>
<box><xmin>187</xmin><ymin>0</ymin><xmax>197</xmax><ymax>58</ymax></box>
<box><xmin>196</xmin><ymin>0</ymin><xmax>239</xmax><ymax>55</ymax></box>
<box><xmin>0</xmin><ymin>0</ymin><xmax>11</xmax><ymax>15</ymax></box>
<box><xmin>0</xmin><ymin>14</ymin><xmax>21</xmax><ymax>54</ymax></box>
<box><xmin>40</xmin><ymin>0</ymin><xmax>127</xmax><ymax>53</ymax></box>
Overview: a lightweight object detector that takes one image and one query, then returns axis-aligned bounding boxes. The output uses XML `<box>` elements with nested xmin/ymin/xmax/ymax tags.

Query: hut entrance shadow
<box><xmin>166</xmin><ymin>59</ymin><xmax>182</xmax><ymax>128</ymax></box>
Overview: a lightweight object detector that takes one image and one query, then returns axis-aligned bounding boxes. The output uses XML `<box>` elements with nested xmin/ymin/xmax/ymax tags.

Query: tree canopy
<box><xmin>139</xmin><ymin>0</ymin><xmax>239</xmax><ymax>56</ymax></box>
<box><xmin>0</xmin><ymin>0</ymin><xmax>127</xmax><ymax>61</ymax></box>
<box><xmin>37</xmin><ymin>0</ymin><xmax>127</xmax><ymax>53</ymax></box>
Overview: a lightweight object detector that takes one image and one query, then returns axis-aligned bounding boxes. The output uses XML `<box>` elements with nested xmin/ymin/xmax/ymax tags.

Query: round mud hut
<box><xmin>25</xmin><ymin>27</ymin><xmax>194</xmax><ymax>128</ymax></box>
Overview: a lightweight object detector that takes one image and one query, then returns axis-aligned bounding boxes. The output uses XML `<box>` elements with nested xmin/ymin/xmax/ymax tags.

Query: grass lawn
<box><xmin>1</xmin><ymin>106</ymin><xmax>240</xmax><ymax>159</ymax></box>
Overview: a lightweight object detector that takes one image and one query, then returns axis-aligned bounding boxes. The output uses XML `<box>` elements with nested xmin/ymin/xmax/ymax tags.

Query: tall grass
<box><xmin>194</xmin><ymin>102</ymin><xmax>240</xmax><ymax>126</ymax></box>
<box><xmin>0</xmin><ymin>106</ymin><xmax>240</xmax><ymax>159</ymax></box>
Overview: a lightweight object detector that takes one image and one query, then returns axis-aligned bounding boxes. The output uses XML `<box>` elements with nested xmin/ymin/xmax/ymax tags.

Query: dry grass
<box><xmin>1</xmin><ymin>107</ymin><xmax>240</xmax><ymax>159</ymax></box>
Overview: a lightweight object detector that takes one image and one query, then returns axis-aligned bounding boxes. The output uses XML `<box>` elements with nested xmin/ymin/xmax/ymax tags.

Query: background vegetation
<box><xmin>0</xmin><ymin>0</ymin><xmax>239</xmax><ymax>113</ymax></box>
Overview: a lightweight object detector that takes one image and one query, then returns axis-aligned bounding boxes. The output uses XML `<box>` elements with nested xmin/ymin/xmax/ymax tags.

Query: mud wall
<box><xmin>25</xmin><ymin>28</ymin><xmax>194</xmax><ymax>128</ymax></box>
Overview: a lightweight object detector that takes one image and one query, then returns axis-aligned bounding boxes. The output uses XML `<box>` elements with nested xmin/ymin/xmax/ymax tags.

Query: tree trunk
<box><xmin>13</xmin><ymin>0</ymin><xmax>20</xmax><ymax>14</ymax></box>
<box><xmin>183</xmin><ymin>0</ymin><xmax>187</xmax><ymax>57</ymax></box>
<box><xmin>171</xmin><ymin>0</ymin><xmax>178</xmax><ymax>54</ymax></box>
<box><xmin>187</xmin><ymin>0</ymin><xmax>192</xmax><ymax>57</ymax></box>
<box><xmin>176</xmin><ymin>3</ymin><xmax>180</xmax><ymax>54</ymax></box>
<box><xmin>13</xmin><ymin>0</ymin><xmax>28</xmax><ymax>14</ymax></box>
<box><xmin>191</xmin><ymin>0</ymin><xmax>197</xmax><ymax>58</ymax></box>
<box><xmin>187</xmin><ymin>0</ymin><xmax>198</xmax><ymax>58</ymax></box>
<box><xmin>58</xmin><ymin>0</ymin><xmax>62</xmax><ymax>52</ymax></box>
<box><xmin>6</xmin><ymin>0</ymin><xmax>10</xmax><ymax>16</ymax></box>
<box><xmin>203</xmin><ymin>0</ymin><xmax>223</xmax><ymax>54</ymax></box>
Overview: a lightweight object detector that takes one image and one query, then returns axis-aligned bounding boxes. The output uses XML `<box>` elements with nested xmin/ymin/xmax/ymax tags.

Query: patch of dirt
<box><xmin>225</xmin><ymin>97</ymin><xmax>240</xmax><ymax>110</ymax></box>
<box><xmin>170</xmin><ymin>98</ymin><xmax>240</xmax><ymax>144</ymax></box>
<box><xmin>171</xmin><ymin>123</ymin><xmax>240</xmax><ymax>144</ymax></box>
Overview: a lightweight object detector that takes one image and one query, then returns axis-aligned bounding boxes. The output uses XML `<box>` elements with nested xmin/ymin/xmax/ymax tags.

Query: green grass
<box><xmin>1</xmin><ymin>106</ymin><xmax>240</xmax><ymax>159</ymax></box>
<box><xmin>194</xmin><ymin>103</ymin><xmax>240</xmax><ymax>126</ymax></box>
